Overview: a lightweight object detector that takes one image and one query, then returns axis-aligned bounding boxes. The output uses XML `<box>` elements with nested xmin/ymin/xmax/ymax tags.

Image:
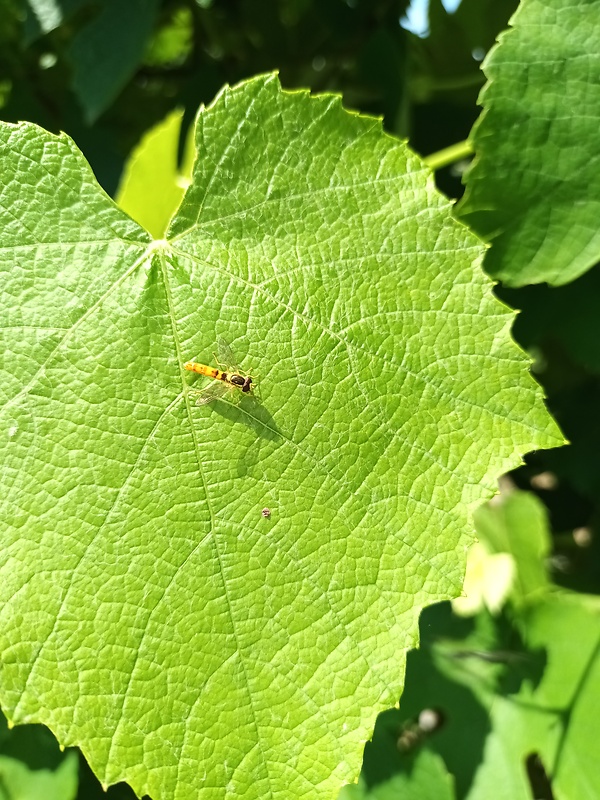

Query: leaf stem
<box><xmin>423</xmin><ymin>139</ymin><xmax>473</xmax><ymax>171</ymax></box>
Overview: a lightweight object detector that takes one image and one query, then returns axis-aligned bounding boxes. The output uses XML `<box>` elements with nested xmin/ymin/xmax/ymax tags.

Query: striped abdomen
<box><xmin>183</xmin><ymin>362</ymin><xmax>226</xmax><ymax>380</ymax></box>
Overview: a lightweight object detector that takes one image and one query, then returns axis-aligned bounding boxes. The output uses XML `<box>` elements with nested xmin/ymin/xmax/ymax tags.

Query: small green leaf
<box><xmin>0</xmin><ymin>751</ymin><xmax>78</xmax><ymax>800</ymax></box>
<box><xmin>116</xmin><ymin>108</ymin><xmax>195</xmax><ymax>239</ymax></box>
<box><xmin>474</xmin><ymin>490</ymin><xmax>551</xmax><ymax>606</ymax></box>
<box><xmin>0</xmin><ymin>74</ymin><xmax>561</xmax><ymax>799</ymax></box>
<box><xmin>458</xmin><ymin>0</ymin><xmax>600</xmax><ymax>286</ymax></box>
<box><xmin>339</xmin><ymin>750</ymin><xmax>455</xmax><ymax>800</ymax></box>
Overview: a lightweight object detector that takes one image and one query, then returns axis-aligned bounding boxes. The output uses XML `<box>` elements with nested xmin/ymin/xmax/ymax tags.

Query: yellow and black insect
<box><xmin>184</xmin><ymin>337</ymin><xmax>256</xmax><ymax>405</ymax></box>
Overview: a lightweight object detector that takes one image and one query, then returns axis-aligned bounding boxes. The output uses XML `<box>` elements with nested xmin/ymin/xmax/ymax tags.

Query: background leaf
<box><xmin>23</xmin><ymin>0</ymin><xmax>90</xmax><ymax>41</ymax></box>
<box><xmin>466</xmin><ymin>594</ymin><xmax>600</xmax><ymax>800</ymax></box>
<box><xmin>365</xmin><ymin>589</ymin><xmax>600</xmax><ymax>800</ymax></box>
<box><xmin>1</xmin><ymin>74</ymin><xmax>560</xmax><ymax>799</ymax></box>
<box><xmin>0</xmin><ymin>710</ymin><xmax>79</xmax><ymax>800</ymax></box>
<box><xmin>68</xmin><ymin>0</ymin><xmax>160</xmax><ymax>122</ymax></box>
<box><xmin>458</xmin><ymin>0</ymin><xmax>600</xmax><ymax>286</ymax></box>
<box><xmin>474</xmin><ymin>490</ymin><xmax>550</xmax><ymax>606</ymax></box>
<box><xmin>0</xmin><ymin>751</ymin><xmax>78</xmax><ymax>800</ymax></box>
<box><xmin>340</xmin><ymin>749</ymin><xmax>455</xmax><ymax>800</ymax></box>
<box><xmin>115</xmin><ymin>108</ymin><xmax>194</xmax><ymax>239</ymax></box>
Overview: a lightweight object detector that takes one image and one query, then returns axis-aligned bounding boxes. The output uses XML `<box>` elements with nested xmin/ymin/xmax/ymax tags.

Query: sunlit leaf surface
<box><xmin>0</xmin><ymin>74</ymin><xmax>561</xmax><ymax>799</ymax></box>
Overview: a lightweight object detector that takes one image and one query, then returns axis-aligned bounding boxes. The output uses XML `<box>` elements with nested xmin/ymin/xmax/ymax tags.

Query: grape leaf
<box><xmin>467</xmin><ymin>594</ymin><xmax>600</xmax><ymax>800</ymax></box>
<box><xmin>115</xmin><ymin>108</ymin><xmax>195</xmax><ymax>240</ymax></box>
<box><xmin>0</xmin><ymin>74</ymin><xmax>561</xmax><ymax>799</ymax></box>
<box><xmin>458</xmin><ymin>0</ymin><xmax>600</xmax><ymax>286</ymax></box>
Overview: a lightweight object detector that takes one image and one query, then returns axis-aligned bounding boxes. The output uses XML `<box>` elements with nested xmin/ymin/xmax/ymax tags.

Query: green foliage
<box><xmin>0</xmin><ymin>712</ymin><xmax>78</xmax><ymax>800</ymax></box>
<box><xmin>0</xmin><ymin>72</ymin><xmax>559</xmax><ymax>799</ymax></box>
<box><xmin>469</xmin><ymin>594</ymin><xmax>600</xmax><ymax>800</ymax></box>
<box><xmin>68</xmin><ymin>0</ymin><xmax>161</xmax><ymax>122</ymax></box>
<box><xmin>0</xmin><ymin>752</ymin><xmax>78</xmax><ymax>800</ymax></box>
<box><xmin>1</xmin><ymin>1</ymin><xmax>600</xmax><ymax>799</ymax></box>
<box><xmin>0</xmin><ymin>0</ymin><xmax>516</xmax><ymax>195</ymax></box>
<box><xmin>341</xmin><ymin>750</ymin><xmax>454</xmax><ymax>800</ymax></box>
<box><xmin>474</xmin><ymin>490</ymin><xmax>550</xmax><ymax>606</ymax></box>
<box><xmin>458</xmin><ymin>0</ymin><xmax>600</xmax><ymax>286</ymax></box>
<box><xmin>358</xmin><ymin>490</ymin><xmax>600</xmax><ymax>800</ymax></box>
<box><xmin>115</xmin><ymin>108</ymin><xmax>194</xmax><ymax>239</ymax></box>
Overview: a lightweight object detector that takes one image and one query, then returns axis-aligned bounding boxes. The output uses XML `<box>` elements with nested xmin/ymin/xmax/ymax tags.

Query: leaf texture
<box><xmin>0</xmin><ymin>75</ymin><xmax>561</xmax><ymax>799</ymax></box>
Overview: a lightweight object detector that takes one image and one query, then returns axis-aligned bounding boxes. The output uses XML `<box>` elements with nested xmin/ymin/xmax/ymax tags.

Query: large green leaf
<box><xmin>458</xmin><ymin>0</ymin><xmax>600</xmax><ymax>286</ymax></box>
<box><xmin>0</xmin><ymin>74</ymin><xmax>561</xmax><ymax>799</ymax></box>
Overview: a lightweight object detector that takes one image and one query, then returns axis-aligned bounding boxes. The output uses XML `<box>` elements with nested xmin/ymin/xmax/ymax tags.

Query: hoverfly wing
<box><xmin>216</xmin><ymin>336</ymin><xmax>240</xmax><ymax>370</ymax></box>
<box><xmin>195</xmin><ymin>380</ymin><xmax>230</xmax><ymax>405</ymax></box>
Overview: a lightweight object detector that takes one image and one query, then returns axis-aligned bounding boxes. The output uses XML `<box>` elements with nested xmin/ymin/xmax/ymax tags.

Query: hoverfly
<box><xmin>183</xmin><ymin>338</ymin><xmax>256</xmax><ymax>405</ymax></box>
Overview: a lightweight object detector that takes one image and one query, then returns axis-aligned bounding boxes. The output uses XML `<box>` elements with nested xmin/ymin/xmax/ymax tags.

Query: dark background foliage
<box><xmin>1</xmin><ymin>1</ymin><xmax>598</xmax><ymax>798</ymax></box>
<box><xmin>1</xmin><ymin>0</ymin><xmax>519</xmax><ymax>196</ymax></box>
